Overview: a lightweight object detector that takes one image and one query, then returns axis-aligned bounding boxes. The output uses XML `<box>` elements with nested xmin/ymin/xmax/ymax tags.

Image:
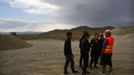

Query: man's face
<box><xmin>105</xmin><ymin>34</ymin><xmax>108</xmax><ymax>37</ymax></box>
<box><xmin>95</xmin><ymin>34</ymin><xmax>99</xmax><ymax>39</ymax></box>
<box><xmin>105</xmin><ymin>33</ymin><xmax>111</xmax><ymax>37</ymax></box>
<box><xmin>69</xmin><ymin>35</ymin><xmax>72</xmax><ymax>39</ymax></box>
<box><xmin>85</xmin><ymin>36</ymin><xmax>89</xmax><ymax>39</ymax></box>
<box><xmin>83</xmin><ymin>32</ymin><xmax>87</xmax><ymax>36</ymax></box>
<box><xmin>100</xmin><ymin>34</ymin><xmax>104</xmax><ymax>39</ymax></box>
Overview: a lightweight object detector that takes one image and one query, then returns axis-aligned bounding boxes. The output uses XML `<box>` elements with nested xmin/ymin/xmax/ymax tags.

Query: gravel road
<box><xmin>0</xmin><ymin>34</ymin><xmax>134</xmax><ymax>75</ymax></box>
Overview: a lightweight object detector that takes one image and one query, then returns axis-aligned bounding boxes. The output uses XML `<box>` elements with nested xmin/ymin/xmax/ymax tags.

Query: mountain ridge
<box><xmin>39</xmin><ymin>26</ymin><xmax>115</xmax><ymax>40</ymax></box>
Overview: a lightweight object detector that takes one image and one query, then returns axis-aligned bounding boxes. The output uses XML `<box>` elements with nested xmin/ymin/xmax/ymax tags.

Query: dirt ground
<box><xmin>0</xmin><ymin>34</ymin><xmax>134</xmax><ymax>75</ymax></box>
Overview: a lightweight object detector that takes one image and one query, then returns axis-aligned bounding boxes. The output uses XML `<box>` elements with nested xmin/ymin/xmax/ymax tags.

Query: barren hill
<box><xmin>40</xmin><ymin>26</ymin><xmax>115</xmax><ymax>40</ymax></box>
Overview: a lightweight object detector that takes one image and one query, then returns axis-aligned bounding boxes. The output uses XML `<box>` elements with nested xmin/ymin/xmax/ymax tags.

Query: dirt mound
<box><xmin>0</xmin><ymin>35</ymin><xmax>32</xmax><ymax>50</ymax></box>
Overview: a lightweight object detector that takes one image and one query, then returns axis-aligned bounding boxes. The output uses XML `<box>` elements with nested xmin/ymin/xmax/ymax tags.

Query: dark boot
<box><xmin>64</xmin><ymin>71</ymin><xmax>70</xmax><ymax>74</ymax></box>
<box><xmin>72</xmin><ymin>70</ymin><xmax>79</xmax><ymax>73</ymax></box>
<box><xmin>94</xmin><ymin>63</ymin><xmax>98</xmax><ymax>68</ymax></box>
<box><xmin>82</xmin><ymin>72</ymin><xmax>86</xmax><ymax>75</ymax></box>
<box><xmin>86</xmin><ymin>71</ymin><xmax>90</xmax><ymax>74</ymax></box>
<box><xmin>89</xmin><ymin>63</ymin><xmax>92</xmax><ymax>68</ymax></box>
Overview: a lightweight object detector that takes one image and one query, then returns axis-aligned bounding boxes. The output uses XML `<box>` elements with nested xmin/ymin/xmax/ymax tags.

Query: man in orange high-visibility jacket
<box><xmin>101</xmin><ymin>30</ymin><xmax>114</xmax><ymax>74</ymax></box>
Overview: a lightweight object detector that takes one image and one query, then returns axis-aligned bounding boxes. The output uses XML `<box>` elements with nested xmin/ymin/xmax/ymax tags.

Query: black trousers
<box><xmin>101</xmin><ymin>53</ymin><xmax>112</xmax><ymax>66</ymax></box>
<box><xmin>64</xmin><ymin>56</ymin><xmax>75</xmax><ymax>72</ymax></box>
<box><xmin>83</xmin><ymin>54</ymin><xmax>89</xmax><ymax>73</ymax></box>
<box><xmin>79</xmin><ymin>53</ymin><xmax>84</xmax><ymax>68</ymax></box>
<box><xmin>90</xmin><ymin>55</ymin><xmax>99</xmax><ymax>67</ymax></box>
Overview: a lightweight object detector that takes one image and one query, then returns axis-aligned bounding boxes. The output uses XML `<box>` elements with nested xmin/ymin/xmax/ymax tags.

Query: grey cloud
<box><xmin>1</xmin><ymin>0</ymin><xmax>133</xmax><ymax>32</ymax></box>
<box><xmin>0</xmin><ymin>20</ymin><xmax>30</xmax><ymax>29</ymax></box>
<box><xmin>45</xmin><ymin>0</ymin><xmax>134</xmax><ymax>26</ymax></box>
<box><xmin>0</xmin><ymin>20</ymin><xmax>35</xmax><ymax>32</ymax></box>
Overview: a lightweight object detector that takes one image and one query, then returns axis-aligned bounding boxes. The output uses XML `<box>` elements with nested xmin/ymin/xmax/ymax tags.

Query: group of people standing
<box><xmin>64</xmin><ymin>30</ymin><xmax>114</xmax><ymax>75</ymax></box>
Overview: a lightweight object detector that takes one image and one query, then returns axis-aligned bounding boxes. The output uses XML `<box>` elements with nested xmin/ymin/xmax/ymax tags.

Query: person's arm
<box><xmin>64</xmin><ymin>40</ymin><xmax>68</xmax><ymax>56</ymax></box>
<box><xmin>64</xmin><ymin>39</ymin><xmax>72</xmax><ymax>56</ymax></box>
<box><xmin>79</xmin><ymin>39</ymin><xmax>82</xmax><ymax>49</ymax></box>
<box><xmin>67</xmin><ymin>39</ymin><xmax>73</xmax><ymax>56</ymax></box>
<box><xmin>86</xmin><ymin>40</ymin><xmax>90</xmax><ymax>52</ymax></box>
<box><xmin>102</xmin><ymin>39</ymin><xmax>108</xmax><ymax>54</ymax></box>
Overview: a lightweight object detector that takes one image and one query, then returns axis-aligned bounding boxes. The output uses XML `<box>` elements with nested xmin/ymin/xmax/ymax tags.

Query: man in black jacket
<box><xmin>64</xmin><ymin>32</ymin><xmax>78</xmax><ymax>74</ymax></box>
<box><xmin>89</xmin><ymin>33</ymin><xmax>100</xmax><ymax>68</ymax></box>
<box><xmin>79</xmin><ymin>31</ymin><xmax>88</xmax><ymax>68</ymax></box>
<box><xmin>81</xmin><ymin>33</ymin><xmax>90</xmax><ymax>75</ymax></box>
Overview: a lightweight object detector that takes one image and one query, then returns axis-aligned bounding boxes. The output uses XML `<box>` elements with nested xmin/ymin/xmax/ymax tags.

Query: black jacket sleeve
<box><xmin>81</xmin><ymin>39</ymin><xmax>90</xmax><ymax>54</ymax></box>
<box><xmin>79</xmin><ymin>38</ymin><xmax>83</xmax><ymax>49</ymax></box>
<box><xmin>64</xmin><ymin>39</ymin><xmax>73</xmax><ymax>56</ymax></box>
<box><xmin>102</xmin><ymin>39</ymin><xmax>108</xmax><ymax>52</ymax></box>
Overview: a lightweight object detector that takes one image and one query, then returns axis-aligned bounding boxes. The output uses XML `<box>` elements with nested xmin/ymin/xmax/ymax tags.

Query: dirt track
<box><xmin>0</xmin><ymin>34</ymin><xmax>134</xmax><ymax>75</ymax></box>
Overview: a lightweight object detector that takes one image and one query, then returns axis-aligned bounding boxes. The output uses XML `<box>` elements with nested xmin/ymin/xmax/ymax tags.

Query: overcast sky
<box><xmin>0</xmin><ymin>0</ymin><xmax>133</xmax><ymax>32</ymax></box>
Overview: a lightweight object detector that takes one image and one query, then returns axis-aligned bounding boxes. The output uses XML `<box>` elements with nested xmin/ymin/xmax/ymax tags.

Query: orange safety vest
<box><xmin>104</xmin><ymin>36</ymin><xmax>114</xmax><ymax>54</ymax></box>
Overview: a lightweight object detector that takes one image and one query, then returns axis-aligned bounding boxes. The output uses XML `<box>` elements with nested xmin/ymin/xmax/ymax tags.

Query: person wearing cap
<box><xmin>101</xmin><ymin>30</ymin><xmax>114</xmax><ymax>73</ymax></box>
<box><xmin>79</xmin><ymin>31</ymin><xmax>89</xmax><ymax>69</ymax></box>
<box><xmin>64</xmin><ymin>32</ymin><xmax>78</xmax><ymax>74</ymax></box>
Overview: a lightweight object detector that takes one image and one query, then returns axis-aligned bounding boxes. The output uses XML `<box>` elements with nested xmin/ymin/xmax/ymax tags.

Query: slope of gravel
<box><xmin>0</xmin><ymin>35</ymin><xmax>32</xmax><ymax>50</ymax></box>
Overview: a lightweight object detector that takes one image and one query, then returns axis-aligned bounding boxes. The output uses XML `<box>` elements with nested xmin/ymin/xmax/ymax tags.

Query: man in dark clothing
<box><xmin>89</xmin><ymin>33</ymin><xmax>100</xmax><ymax>68</ymax></box>
<box><xmin>81</xmin><ymin>33</ymin><xmax>90</xmax><ymax>75</ymax></box>
<box><xmin>79</xmin><ymin>31</ymin><xmax>88</xmax><ymax>68</ymax></box>
<box><xmin>98</xmin><ymin>34</ymin><xmax>105</xmax><ymax>65</ymax></box>
<box><xmin>64</xmin><ymin>32</ymin><xmax>78</xmax><ymax>74</ymax></box>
